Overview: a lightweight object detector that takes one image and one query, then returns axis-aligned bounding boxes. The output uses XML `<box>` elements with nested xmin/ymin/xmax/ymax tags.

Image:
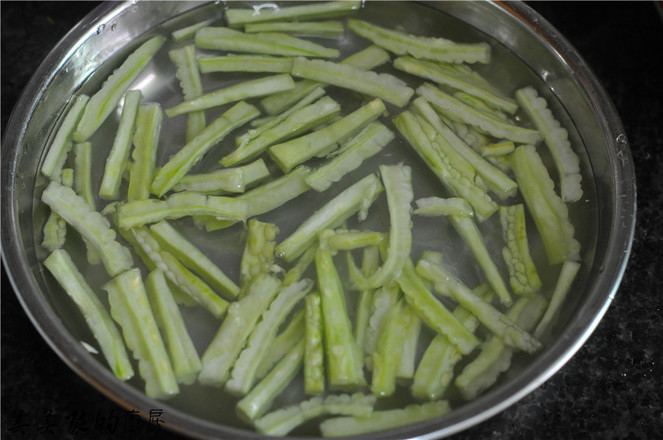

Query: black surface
<box><xmin>2</xmin><ymin>1</ymin><xmax>661</xmax><ymax>439</ymax></box>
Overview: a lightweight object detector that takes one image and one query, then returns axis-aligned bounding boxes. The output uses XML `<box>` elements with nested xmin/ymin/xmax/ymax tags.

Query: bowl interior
<box><xmin>2</xmin><ymin>1</ymin><xmax>634</xmax><ymax>439</ymax></box>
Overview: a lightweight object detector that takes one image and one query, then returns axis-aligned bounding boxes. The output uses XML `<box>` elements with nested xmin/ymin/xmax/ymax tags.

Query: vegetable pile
<box><xmin>38</xmin><ymin>1</ymin><xmax>585</xmax><ymax>436</ymax></box>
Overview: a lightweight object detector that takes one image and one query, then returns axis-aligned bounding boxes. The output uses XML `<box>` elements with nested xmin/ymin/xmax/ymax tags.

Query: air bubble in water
<box><xmin>96</xmin><ymin>24</ymin><xmax>106</xmax><ymax>34</ymax></box>
<box><xmin>111</xmin><ymin>23</ymin><xmax>117</xmax><ymax>32</ymax></box>
<box><xmin>616</xmin><ymin>134</ymin><xmax>627</xmax><ymax>144</ymax></box>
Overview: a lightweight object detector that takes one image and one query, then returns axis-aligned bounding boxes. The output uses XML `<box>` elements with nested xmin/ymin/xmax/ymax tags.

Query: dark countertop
<box><xmin>2</xmin><ymin>1</ymin><xmax>661</xmax><ymax>439</ymax></box>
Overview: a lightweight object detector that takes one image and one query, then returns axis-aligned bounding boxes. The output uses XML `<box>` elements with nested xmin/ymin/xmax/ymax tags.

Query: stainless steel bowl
<box><xmin>1</xmin><ymin>1</ymin><xmax>636</xmax><ymax>439</ymax></box>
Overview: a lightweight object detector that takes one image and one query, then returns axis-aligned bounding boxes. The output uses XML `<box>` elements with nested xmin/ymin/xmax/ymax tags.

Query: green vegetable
<box><xmin>304</xmin><ymin>293</ymin><xmax>325</xmax><ymax>395</ymax></box>
<box><xmin>282</xmin><ymin>245</ymin><xmax>317</xmax><ymax>287</ymax></box>
<box><xmin>198</xmin><ymin>273</ymin><xmax>282</xmax><ymax>386</ymax></box>
<box><xmin>414</xmin><ymin>196</ymin><xmax>474</xmax><ymax>218</ymax></box>
<box><xmin>319</xmin><ymin>400</ymin><xmax>451</xmax><ymax>437</ymax></box>
<box><xmin>321</xmin><ymin>229</ymin><xmax>384</xmax><ymax>251</ymax></box>
<box><xmin>173</xmin><ymin>159</ymin><xmax>270</xmax><ymax>194</ymax></box>
<box><xmin>534</xmin><ymin>260</ymin><xmax>581</xmax><ymax>339</ymax></box>
<box><xmin>239</xmin><ymin>219</ymin><xmax>279</xmax><ymax>288</ymax></box>
<box><xmin>290</xmin><ymin>57</ymin><xmax>414</xmax><ymax>107</ymax></box>
<box><xmin>44</xmin><ymin>249</ymin><xmax>133</xmax><ymax>380</ymax></box>
<box><xmin>145</xmin><ymin>269</ymin><xmax>201</xmax><ymax>385</ymax></box>
<box><xmin>195</xmin><ymin>27</ymin><xmax>339</xmax><ymax>58</ymax></box>
<box><xmin>362</xmin><ymin>283</ymin><xmax>400</xmax><ymax>371</ymax></box>
<box><xmin>276</xmin><ymin>173</ymin><xmax>383</xmax><ymax>263</ymax></box>
<box><xmin>199</xmin><ymin>54</ymin><xmax>294</xmax><ymax>74</ymax></box>
<box><xmin>42</xmin><ymin>210</ymin><xmax>67</xmax><ymax>252</ymax></box>
<box><xmin>347</xmin><ymin>18</ymin><xmax>490</xmax><ymax>64</ymax></box>
<box><xmin>244</xmin><ymin>20</ymin><xmax>345</xmax><ymax>39</ymax></box>
<box><xmin>169</xmin><ymin>45</ymin><xmax>206</xmax><ymax>142</ymax></box>
<box><xmin>225</xmin><ymin>1</ymin><xmax>362</xmax><ymax>26</ymax></box>
<box><xmin>128</xmin><ymin>103</ymin><xmax>162</xmax><ymax>201</ymax></box>
<box><xmin>103</xmin><ymin>268</ymin><xmax>179</xmax><ymax>399</ymax></box>
<box><xmin>149</xmin><ymin>220</ymin><xmax>240</xmax><ymax>299</ymax></box>
<box><xmin>74</xmin><ymin>141</ymin><xmax>102</xmax><ymax>265</ymax></box>
<box><xmin>153</xmin><ymin>101</ymin><xmax>260</xmax><ymax>196</ymax></box>
<box><xmin>99</xmin><ymin>90</ymin><xmax>141</xmax><ymax>200</ymax></box>
<box><xmin>171</xmin><ymin>18</ymin><xmax>216</xmax><ymax>42</ymax></box>
<box><xmin>371</xmin><ymin>299</ymin><xmax>412</xmax><ymax>397</ymax></box>
<box><xmin>41</xmin><ymin>94</ymin><xmax>89</xmax><ymax>181</ymax></box>
<box><xmin>315</xmin><ymin>248</ymin><xmax>366</xmax><ymax>389</ymax></box>
<box><xmin>499</xmin><ymin>204</ymin><xmax>542</xmax><ymax>295</ymax></box>
<box><xmin>510</xmin><ymin>145</ymin><xmax>581</xmax><ymax>265</ymax></box>
<box><xmin>256</xmin><ymin>309</ymin><xmax>305</xmax><ymax>379</ymax></box>
<box><xmin>41</xmin><ymin>181</ymin><xmax>133</xmax><ymax>277</ymax></box>
<box><xmin>254</xmin><ymin>392</ymin><xmax>376</xmax><ymax>436</ymax></box>
<box><xmin>480</xmin><ymin>141</ymin><xmax>515</xmax><ymax>157</ymax></box>
<box><xmin>269</xmin><ymin>98</ymin><xmax>386</xmax><ymax>173</ymax></box>
<box><xmin>74</xmin><ymin>35</ymin><xmax>165</xmax><ymax>142</ymax></box>
<box><xmin>353</xmin><ymin>246</ymin><xmax>380</xmax><ymax>358</ymax></box>
<box><xmin>516</xmin><ymin>86</ymin><xmax>583</xmax><ymax>202</ymax></box>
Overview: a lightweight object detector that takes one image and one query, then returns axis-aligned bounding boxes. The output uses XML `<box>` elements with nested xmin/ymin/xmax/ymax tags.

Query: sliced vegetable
<box><xmin>480</xmin><ymin>141</ymin><xmax>515</xmax><ymax>157</ymax></box>
<box><xmin>239</xmin><ymin>219</ymin><xmax>280</xmax><ymax>288</ymax></box>
<box><xmin>534</xmin><ymin>260</ymin><xmax>581</xmax><ymax>339</ymax></box>
<box><xmin>347</xmin><ymin>18</ymin><xmax>490</xmax><ymax>64</ymax></box>
<box><xmin>173</xmin><ymin>159</ymin><xmax>270</xmax><ymax>194</ymax></box>
<box><xmin>290</xmin><ymin>57</ymin><xmax>414</xmax><ymax>107</ymax></box>
<box><xmin>256</xmin><ymin>309</ymin><xmax>305</xmax><ymax>379</ymax></box>
<box><xmin>74</xmin><ymin>35</ymin><xmax>165</xmax><ymax>142</ymax></box>
<box><xmin>282</xmin><ymin>245</ymin><xmax>317</xmax><ymax>287</ymax></box>
<box><xmin>169</xmin><ymin>45</ymin><xmax>206</xmax><ymax>142</ymax></box>
<box><xmin>153</xmin><ymin>101</ymin><xmax>260</xmax><ymax>196</ymax></box>
<box><xmin>322</xmin><ymin>229</ymin><xmax>384</xmax><ymax>251</ymax></box>
<box><xmin>225</xmin><ymin>1</ymin><xmax>362</xmax><ymax>26</ymax></box>
<box><xmin>44</xmin><ymin>249</ymin><xmax>133</xmax><ymax>380</ymax></box>
<box><xmin>41</xmin><ymin>181</ymin><xmax>133</xmax><ymax>277</ymax></box>
<box><xmin>172</xmin><ymin>18</ymin><xmax>217</xmax><ymax>42</ymax></box>
<box><xmin>244</xmin><ymin>20</ymin><xmax>345</xmax><ymax>39</ymax></box>
<box><xmin>304</xmin><ymin>293</ymin><xmax>325</xmax><ymax>395</ymax></box>
<box><xmin>145</xmin><ymin>269</ymin><xmax>202</xmax><ymax>385</ymax></box>
<box><xmin>353</xmin><ymin>246</ymin><xmax>380</xmax><ymax>358</ymax></box>
<box><xmin>199</xmin><ymin>54</ymin><xmax>293</xmax><ymax>74</ymax></box>
<box><xmin>103</xmin><ymin>268</ymin><xmax>179</xmax><ymax>399</ymax></box>
<box><xmin>414</xmin><ymin>196</ymin><xmax>474</xmax><ymax>218</ymax></box>
<box><xmin>128</xmin><ymin>103</ymin><xmax>162</xmax><ymax>201</ymax></box>
<box><xmin>42</xmin><ymin>210</ymin><xmax>67</xmax><ymax>252</ymax></box>
<box><xmin>499</xmin><ymin>204</ymin><xmax>542</xmax><ymax>295</ymax></box>
<box><xmin>99</xmin><ymin>90</ymin><xmax>141</xmax><ymax>200</ymax></box>
<box><xmin>371</xmin><ymin>299</ymin><xmax>412</xmax><ymax>397</ymax></box>
<box><xmin>362</xmin><ymin>283</ymin><xmax>400</xmax><ymax>371</ymax></box>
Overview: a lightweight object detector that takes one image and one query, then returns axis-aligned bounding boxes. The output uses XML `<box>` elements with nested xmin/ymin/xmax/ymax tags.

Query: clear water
<box><xmin>33</xmin><ymin>0</ymin><xmax>597</xmax><ymax>435</ymax></box>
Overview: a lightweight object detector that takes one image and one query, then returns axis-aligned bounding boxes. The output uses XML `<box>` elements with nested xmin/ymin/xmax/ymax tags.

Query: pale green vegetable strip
<box><xmin>305</xmin><ymin>122</ymin><xmax>394</xmax><ymax>192</ymax></box>
<box><xmin>227</xmin><ymin>278</ymin><xmax>313</xmax><ymax>395</ymax></box>
<box><xmin>447</xmin><ymin>213</ymin><xmax>512</xmax><ymax>306</ymax></box>
<box><xmin>362</xmin><ymin>283</ymin><xmax>400</xmax><ymax>371</ymax></box>
<box><xmin>511</xmin><ymin>145</ymin><xmax>581</xmax><ymax>264</ymax></box>
<box><xmin>149</xmin><ymin>220</ymin><xmax>240</xmax><ymax>299</ymax></box>
<box><xmin>44</xmin><ymin>249</ymin><xmax>133</xmax><ymax>380</ymax></box>
<box><xmin>61</xmin><ymin>168</ymin><xmax>74</xmax><ymax>187</ymax></box>
<box><xmin>315</xmin><ymin>248</ymin><xmax>366</xmax><ymax>389</ymax></box>
<box><xmin>260</xmin><ymin>45</ymin><xmax>390</xmax><ymax>115</ymax></box>
<box><xmin>371</xmin><ymin>300</ymin><xmax>412</xmax><ymax>397</ymax></box>
<box><xmin>103</xmin><ymin>268</ymin><xmax>179</xmax><ymax>399</ymax></box>
<box><xmin>128</xmin><ymin>103</ymin><xmax>162</xmax><ymax>201</ymax></box>
<box><xmin>41</xmin><ymin>94</ymin><xmax>89</xmax><ymax>181</ymax></box>
<box><xmin>276</xmin><ymin>173</ymin><xmax>383</xmax><ymax>263</ymax></box>
<box><xmin>516</xmin><ymin>86</ymin><xmax>583</xmax><ymax>202</ymax></box>
<box><xmin>237</xmin><ymin>340</ymin><xmax>305</xmax><ymax>422</ymax></box>
<box><xmin>172</xmin><ymin>18</ymin><xmax>216</xmax><ymax>42</ymax></box>
<box><xmin>290</xmin><ymin>57</ymin><xmax>414</xmax><ymax>107</ymax></box>
<box><xmin>154</xmin><ymin>101</ymin><xmax>260</xmax><ymax>196</ymax></box>
<box><xmin>199</xmin><ymin>55</ymin><xmax>294</xmax><ymax>74</ymax></box>
<box><xmin>304</xmin><ymin>293</ymin><xmax>325</xmax><ymax>395</ymax></box>
<box><xmin>74</xmin><ymin>36</ymin><xmax>165</xmax><ymax>142</ymax></box>
<box><xmin>397</xmin><ymin>304</ymin><xmax>422</xmax><ymax>380</ymax></box>
<box><xmin>394</xmin><ymin>56</ymin><xmax>517</xmax><ymax>113</ymax></box>
<box><xmin>411</xmin><ymin>283</ymin><xmax>492</xmax><ymax>401</ymax></box>
<box><xmin>193</xmin><ymin>165</ymin><xmax>313</xmax><ymax>232</ymax></box>
<box><xmin>412</xmin><ymin>96</ymin><xmax>518</xmax><ymax>200</ymax></box>
<box><xmin>169</xmin><ymin>45</ymin><xmax>206</xmax><ymax>142</ymax></box>
<box><xmin>455</xmin><ymin>294</ymin><xmax>548</xmax><ymax>400</ymax></box>
<box><xmin>195</xmin><ymin>27</ymin><xmax>339</xmax><ymax>58</ymax></box>
<box><xmin>99</xmin><ymin>90</ymin><xmax>141</xmax><ymax>200</ymax></box>
<box><xmin>348</xmin><ymin>18</ymin><xmax>490</xmax><ymax>64</ymax></box>
<box><xmin>239</xmin><ymin>87</ymin><xmax>326</xmax><ymax>144</ymax></box>
<box><xmin>74</xmin><ymin>141</ymin><xmax>102</xmax><ymax>265</ymax></box>
<box><xmin>393</xmin><ymin>111</ymin><xmax>497</xmax><ymax>222</ymax></box>
<box><xmin>222</xmin><ymin>96</ymin><xmax>341</xmax><ymax>167</ymax></box>
<box><xmin>417</xmin><ymin>258</ymin><xmax>541</xmax><ymax>353</ymax></box>
<box><xmin>198</xmin><ymin>273</ymin><xmax>282</xmax><ymax>386</ymax></box>
<box><xmin>270</xmin><ymin>98</ymin><xmax>386</xmax><ymax>173</ymax></box>
<box><xmin>145</xmin><ymin>269</ymin><xmax>201</xmax><ymax>385</ymax></box>
<box><xmin>397</xmin><ymin>259</ymin><xmax>479</xmax><ymax>355</ymax></box>
<box><xmin>173</xmin><ymin>159</ymin><xmax>270</xmax><ymax>194</ymax></box>
<box><xmin>42</xmin><ymin>211</ymin><xmax>67</xmax><ymax>252</ymax></box>
<box><xmin>255</xmin><ymin>393</ymin><xmax>376</xmax><ymax>436</ymax></box>
<box><xmin>117</xmin><ymin>191</ymin><xmax>248</xmax><ymax>229</ymax></box>
<box><xmin>245</xmin><ymin>20</ymin><xmax>345</xmax><ymax>39</ymax></box>
<box><xmin>319</xmin><ymin>400</ymin><xmax>451</xmax><ymax>437</ymax></box>
<box><xmin>126</xmin><ymin>226</ymin><xmax>229</xmax><ymax>318</ymax></box>
<box><xmin>353</xmin><ymin>246</ymin><xmax>380</xmax><ymax>357</ymax></box>
<box><xmin>165</xmin><ymin>74</ymin><xmax>292</xmax><ymax>118</ymax></box>
<box><xmin>225</xmin><ymin>1</ymin><xmax>362</xmax><ymax>26</ymax></box>
<box><xmin>256</xmin><ymin>309</ymin><xmax>305</xmax><ymax>379</ymax></box>
<box><xmin>480</xmin><ymin>141</ymin><xmax>515</xmax><ymax>157</ymax></box>
<box><xmin>414</xmin><ymin>196</ymin><xmax>474</xmax><ymax>218</ymax></box>
<box><xmin>239</xmin><ymin>219</ymin><xmax>279</xmax><ymax>288</ymax></box>
<box><xmin>348</xmin><ymin>164</ymin><xmax>413</xmax><ymax>290</ymax></box>
<box><xmin>282</xmin><ymin>244</ymin><xmax>316</xmax><ymax>287</ymax></box>
<box><xmin>534</xmin><ymin>260</ymin><xmax>581</xmax><ymax>339</ymax></box>
<box><xmin>324</xmin><ymin>230</ymin><xmax>384</xmax><ymax>251</ymax></box>
<box><xmin>500</xmin><ymin>204</ymin><xmax>542</xmax><ymax>295</ymax></box>
<box><xmin>41</xmin><ymin>181</ymin><xmax>133</xmax><ymax>277</ymax></box>
<box><xmin>418</xmin><ymin>83</ymin><xmax>542</xmax><ymax>144</ymax></box>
